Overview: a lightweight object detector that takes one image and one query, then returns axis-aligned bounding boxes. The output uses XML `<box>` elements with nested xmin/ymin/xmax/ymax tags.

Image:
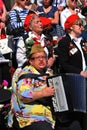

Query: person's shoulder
<box><xmin>18</xmin><ymin>66</ymin><xmax>29</xmax><ymax>79</ymax></box>
<box><xmin>52</xmin><ymin>6</ymin><xmax>58</xmax><ymax>11</ymax></box>
<box><xmin>58</xmin><ymin>35</ymin><xmax>71</xmax><ymax>45</ymax></box>
<box><xmin>61</xmin><ymin>7</ymin><xmax>68</xmax><ymax>14</ymax></box>
<box><xmin>37</xmin><ymin>6</ymin><xmax>43</xmax><ymax>9</ymax></box>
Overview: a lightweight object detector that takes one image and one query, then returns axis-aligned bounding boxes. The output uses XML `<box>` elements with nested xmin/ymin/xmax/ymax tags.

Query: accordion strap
<box><xmin>18</xmin><ymin>73</ymin><xmax>49</xmax><ymax>81</ymax></box>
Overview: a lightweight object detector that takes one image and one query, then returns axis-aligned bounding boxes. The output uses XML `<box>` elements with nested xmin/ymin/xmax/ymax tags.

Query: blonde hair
<box><xmin>65</xmin><ymin>18</ymin><xmax>82</xmax><ymax>33</ymax></box>
<box><xmin>66</xmin><ymin>0</ymin><xmax>70</xmax><ymax>6</ymax></box>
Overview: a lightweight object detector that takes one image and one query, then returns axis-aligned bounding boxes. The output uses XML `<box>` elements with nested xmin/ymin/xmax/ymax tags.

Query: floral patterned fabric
<box><xmin>8</xmin><ymin>65</ymin><xmax>55</xmax><ymax>128</ymax></box>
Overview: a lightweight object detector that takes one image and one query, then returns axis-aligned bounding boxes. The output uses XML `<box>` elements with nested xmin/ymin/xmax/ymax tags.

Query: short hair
<box><xmin>29</xmin><ymin>14</ymin><xmax>39</xmax><ymax>28</ymax></box>
<box><xmin>66</xmin><ymin>0</ymin><xmax>69</xmax><ymax>6</ymax></box>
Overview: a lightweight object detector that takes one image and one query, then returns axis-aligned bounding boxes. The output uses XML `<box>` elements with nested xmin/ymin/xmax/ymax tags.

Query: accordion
<box><xmin>47</xmin><ymin>73</ymin><xmax>87</xmax><ymax>113</ymax></box>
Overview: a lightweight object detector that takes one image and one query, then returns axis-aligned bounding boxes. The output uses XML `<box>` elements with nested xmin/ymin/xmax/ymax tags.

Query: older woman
<box><xmin>16</xmin><ymin>14</ymin><xmax>56</xmax><ymax>73</ymax></box>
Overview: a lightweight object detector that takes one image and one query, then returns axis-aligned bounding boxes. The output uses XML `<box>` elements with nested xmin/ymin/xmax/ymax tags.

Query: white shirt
<box><xmin>16</xmin><ymin>32</ymin><xmax>48</xmax><ymax>67</ymax></box>
<box><xmin>70</xmin><ymin>35</ymin><xmax>86</xmax><ymax>71</ymax></box>
<box><xmin>28</xmin><ymin>32</ymin><xmax>48</xmax><ymax>55</ymax></box>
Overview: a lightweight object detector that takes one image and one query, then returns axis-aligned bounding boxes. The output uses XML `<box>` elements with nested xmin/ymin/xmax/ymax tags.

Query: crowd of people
<box><xmin>0</xmin><ymin>0</ymin><xmax>87</xmax><ymax>130</ymax></box>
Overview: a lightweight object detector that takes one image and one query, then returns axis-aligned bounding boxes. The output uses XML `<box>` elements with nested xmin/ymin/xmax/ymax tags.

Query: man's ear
<box><xmin>29</xmin><ymin>25</ymin><xmax>32</xmax><ymax>31</ymax></box>
<box><xmin>29</xmin><ymin>59</ymin><xmax>32</xmax><ymax>65</ymax></box>
<box><xmin>70</xmin><ymin>26</ymin><xmax>73</xmax><ymax>30</ymax></box>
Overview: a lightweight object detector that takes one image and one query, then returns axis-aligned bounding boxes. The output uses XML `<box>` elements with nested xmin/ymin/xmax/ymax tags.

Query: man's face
<box><xmin>30</xmin><ymin>52</ymin><xmax>47</xmax><ymax>71</ymax></box>
<box><xmin>30</xmin><ymin>16</ymin><xmax>43</xmax><ymax>34</ymax></box>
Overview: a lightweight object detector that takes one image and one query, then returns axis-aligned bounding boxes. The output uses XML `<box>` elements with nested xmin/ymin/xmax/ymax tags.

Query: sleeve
<box><xmin>17</xmin><ymin>77</ymin><xmax>34</xmax><ymax>98</ymax></box>
<box><xmin>59</xmin><ymin>0</ymin><xmax>66</xmax><ymax>6</ymax></box>
<box><xmin>16</xmin><ymin>37</ymin><xmax>27</xmax><ymax>67</ymax></box>
<box><xmin>9</xmin><ymin>10</ymin><xmax>23</xmax><ymax>29</ymax></box>
<box><xmin>60</xmin><ymin>11</ymin><xmax>66</xmax><ymax>29</ymax></box>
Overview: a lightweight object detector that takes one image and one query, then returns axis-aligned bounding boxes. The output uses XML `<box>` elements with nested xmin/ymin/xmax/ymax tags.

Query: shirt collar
<box><xmin>69</xmin><ymin>34</ymin><xmax>82</xmax><ymax>43</ymax></box>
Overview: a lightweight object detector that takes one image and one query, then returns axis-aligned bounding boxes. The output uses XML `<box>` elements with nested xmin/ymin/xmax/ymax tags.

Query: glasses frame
<box><xmin>73</xmin><ymin>23</ymin><xmax>83</xmax><ymax>27</ymax></box>
<box><xmin>20</xmin><ymin>0</ymin><xmax>28</xmax><ymax>2</ymax></box>
<box><xmin>31</xmin><ymin>56</ymin><xmax>47</xmax><ymax>61</ymax></box>
<box><xmin>71</xmin><ymin>0</ymin><xmax>78</xmax><ymax>2</ymax></box>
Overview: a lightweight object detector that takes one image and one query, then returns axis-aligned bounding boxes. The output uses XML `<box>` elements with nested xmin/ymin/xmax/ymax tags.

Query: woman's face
<box><xmin>16</xmin><ymin>0</ymin><xmax>28</xmax><ymax>8</ymax></box>
<box><xmin>68</xmin><ymin>0</ymin><xmax>78</xmax><ymax>9</ymax></box>
<box><xmin>43</xmin><ymin>0</ymin><xmax>52</xmax><ymax>8</ymax></box>
<box><xmin>30</xmin><ymin>15</ymin><xmax>43</xmax><ymax>35</ymax></box>
<box><xmin>70</xmin><ymin>20</ymin><xmax>83</xmax><ymax>36</ymax></box>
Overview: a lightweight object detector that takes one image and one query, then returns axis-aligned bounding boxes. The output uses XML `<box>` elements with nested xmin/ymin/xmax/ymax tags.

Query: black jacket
<box><xmin>56</xmin><ymin>34</ymin><xmax>87</xmax><ymax>74</ymax></box>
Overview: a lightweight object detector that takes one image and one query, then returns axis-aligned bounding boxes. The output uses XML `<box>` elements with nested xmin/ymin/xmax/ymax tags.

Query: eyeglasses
<box><xmin>20</xmin><ymin>0</ymin><xmax>28</xmax><ymax>2</ymax></box>
<box><xmin>71</xmin><ymin>0</ymin><xmax>78</xmax><ymax>2</ymax></box>
<box><xmin>74</xmin><ymin>23</ymin><xmax>83</xmax><ymax>27</ymax></box>
<box><xmin>31</xmin><ymin>56</ymin><xmax>47</xmax><ymax>60</ymax></box>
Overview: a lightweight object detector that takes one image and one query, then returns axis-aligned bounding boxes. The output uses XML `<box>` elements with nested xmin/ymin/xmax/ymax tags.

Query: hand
<box><xmin>48</xmin><ymin>57</ymin><xmax>56</xmax><ymax>67</ymax></box>
<box><xmin>80</xmin><ymin>71</ymin><xmax>87</xmax><ymax>78</ymax></box>
<box><xmin>0</xmin><ymin>22</ymin><xmax>5</xmax><ymax>29</ymax></box>
<box><xmin>42</xmin><ymin>86</ymin><xmax>55</xmax><ymax>97</ymax></box>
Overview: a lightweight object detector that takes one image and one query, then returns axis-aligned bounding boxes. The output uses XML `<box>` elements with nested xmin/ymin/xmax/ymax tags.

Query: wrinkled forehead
<box><xmin>30</xmin><ymin>15</ymin><xmax>41</xmax><ymax>25</ymax></box>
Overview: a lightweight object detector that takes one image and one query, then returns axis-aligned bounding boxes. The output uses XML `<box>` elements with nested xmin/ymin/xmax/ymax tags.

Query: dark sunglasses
<box><xmin>71</xmin><ymin>0</ymin><xmax>78</xmax><ymax>2</ymax></box>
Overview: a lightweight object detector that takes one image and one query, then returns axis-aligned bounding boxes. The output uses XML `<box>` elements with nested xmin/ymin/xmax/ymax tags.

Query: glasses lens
<box><xmin>74</xmin><ymin>23</ymin><xmax>82</xmax><ymax>27</ymax></box>
<box><xmin>31</xmin><ymin>56</ymin><xmax>47</xmax><ymax>60</ymax></box>
<box><xmin>78</xmin><ymin>23</ymin><xmax>82</xmax><ymax>27</ymax></box>
<box><xmin>71</xmin><ymin>0</ymin><xmax>78</xmax><ymax>2</ymax></box>
<box><xmin>20</xmin><ymin>0</ymin><xmax>28</xmax><ymax>1</ymax></box>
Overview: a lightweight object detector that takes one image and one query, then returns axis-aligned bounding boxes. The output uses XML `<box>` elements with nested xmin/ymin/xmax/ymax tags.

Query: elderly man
<box><xmin>8</xmin><ymin>43</ymin><xmax>55</xmax><ymax>130</ymax></box>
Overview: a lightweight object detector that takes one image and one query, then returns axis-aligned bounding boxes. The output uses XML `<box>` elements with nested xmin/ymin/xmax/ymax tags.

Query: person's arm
<box><xmin>1</xmin><ymin>4</ymin><xmax>7</xmax><ymax>22</ymax></box>
<box><xmin>16</xmin><ymin>37</ymin><xmax>27</xmax><ymax>67</ymax></box>
<box><xmin>80</xmin><ymin>71</ymin><xmax>87</xmax><ymax>78</ymax></box>
<box><xmin>60</xmin><ymin>11</ymin><xmax>66</xmax><ymax>29</ymax></box>
<box><xmin>20</xmin><ymin>86</ymin><xmax>55</xmax><ymax>103</ymax></box>
<box><xmin>50</xmin><ymin>10</ymin><xmax>59</xmax><ymax>24</ymax></box>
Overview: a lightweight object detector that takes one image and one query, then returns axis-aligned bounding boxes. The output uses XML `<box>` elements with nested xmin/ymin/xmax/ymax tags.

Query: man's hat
<box><xmin>64</xmin><ymin>14</ymin><xmax>80</xmax><ymax>30</ymax></box>
<box><xmin>30</xmin><ymin>44</ymin><xmax>45</xmax><ymax>55</ymax></box>
<box><xmin>82</xmin><ymin>6</ymin><xmax>87</xmax><ymax>17</ymax></box>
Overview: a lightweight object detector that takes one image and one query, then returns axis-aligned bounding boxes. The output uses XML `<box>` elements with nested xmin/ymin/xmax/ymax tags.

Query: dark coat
<box><xmin>56</xmin><ymin>34</ymin><xmax>87</xmax><ymax>74</ymax></box>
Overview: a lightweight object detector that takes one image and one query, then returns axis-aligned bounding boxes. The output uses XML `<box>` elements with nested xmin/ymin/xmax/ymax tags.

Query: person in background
<box><xmin>8</xmin><ymin>43</ymin><xmax>55</xmax><ymax>130</ymax></box>
<box><xmin>60</xmin><ymin>0</ymin><xmax>85</xmax><ymax>29</ymax></box>
<box><xmin>12</xmin><ymin>0</ymin><xmax>37</xmax><ymax>11</ymax></box>
<box><xmin>0</xmin><ymin>0</ymin><xmax>6</xmax><ymax>39</ymax></box>
<box><xmin>6</xmin><ymin>0</ymin><xmax>29</xmax><ymax>69</ymax></box>
<box><xmin>30</xmin><ymin>0</ymin><xmax>43</xmax><ymax>6</ymax></box>
<box><xmin>81</xmin><ymin>6</ymin><xmax>87</xmax><ymax>40</ymax></box>
<box><xmin>0</xmin><ymin>0</ymin><xmax>11</xmax><ymax>88</ymax></box>
<box><xmin>52</xmin><ymin>0</ymin><xmax>66</xmax><ymax>14</ymax></box>
<box><xmin>36</xmin><ymin>0</ymin><xmax>59</xmax><ymax>38</ymax></box>
<box><xmin>7</xmin><ymin>0</ymin><xmax>29</xmax><ymax>37</ymax></box>
<box><xmin>55</xmin><ymin>14</ymin><xmax>87</xmax><ymax>130</ymax></box>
